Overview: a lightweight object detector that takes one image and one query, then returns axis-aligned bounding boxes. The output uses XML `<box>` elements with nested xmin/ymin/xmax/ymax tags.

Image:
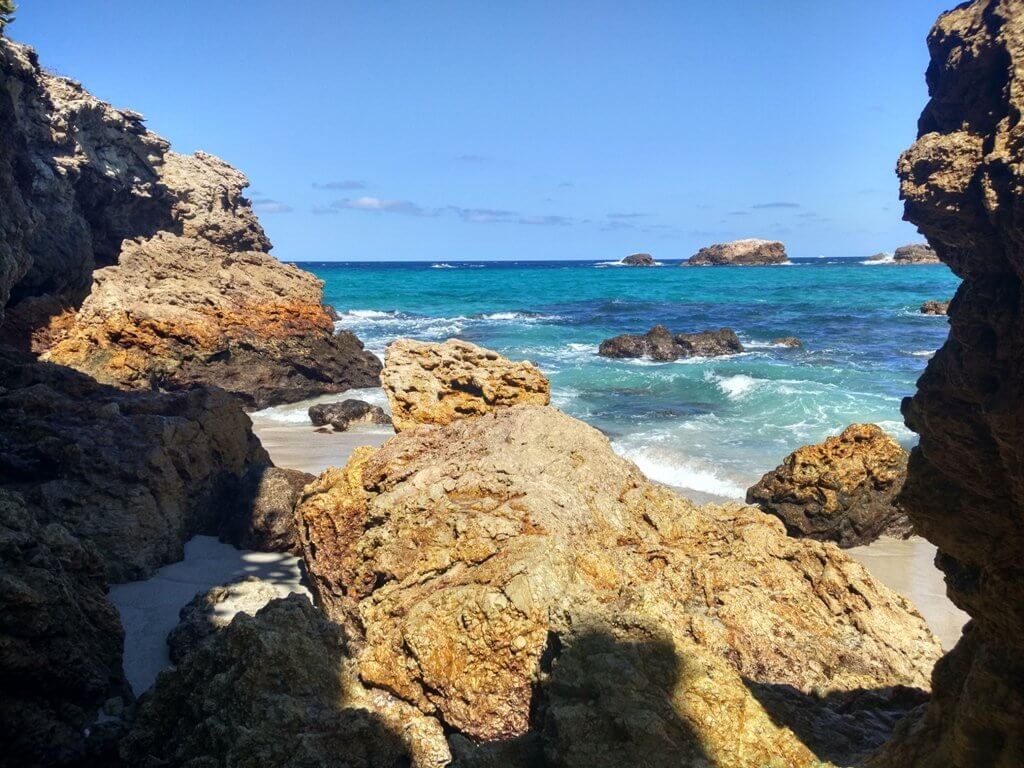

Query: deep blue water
<box><xmin>296</xmin><ymin>257</ymin><xmax>960</xmax><ymax>499</ymax></box>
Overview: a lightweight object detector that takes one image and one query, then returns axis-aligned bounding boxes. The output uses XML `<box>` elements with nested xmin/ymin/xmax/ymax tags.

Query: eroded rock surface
<box><xmin>309</xmin><ymin>399</ymin><xmax>392</xmax><ymax>432</ymax></box>
<box><xmin>773</xmin><ymin>336</ymin><xmax>804</xmax><ymax>347</ymax></box>
<box><xmin>892</xmin><ymin>243</ymin><xmax>940</xmax><ymax>264</ymax></box>
<box><xmin>297</xmin><ymin>405</ymin><xmax>940</xmax><ymax>761</ymax></box>
<box><xmin>381</xmin><ymin>339</ymin><xmax>550</xmax><ymax>431</ymax></box>
<box><xmin>868</xmin><ymin>1</ymin><xmax>1024</xmax><ymax>764</ymax></box>
<box><xmin>620</xmin><ymin>252</ymin><xmax>655</xmax><ymax>266</ymax></box>
<box><xmin>217</xmin><ymin>466</ymin><xmax>313</xmax><ymax>554</ymax></box>
<box><xmin>122</xmin><ymin>595</ymin><xmax>450</xmax><ymax>768</ymax></box>
<box><xmin>920</xmin><ymin>299</ymin><xmax>950</xmax><ymax>315</ymax></box>
<box><xmin>0</xmin><ymin>37</ymin><xmax>380</xmax><ymax>407</ymax></box>
<box><xmin>599</xmin><ymin>324</ymin><xmax>744</xmax><ymax>360</ymax></box>
<box><xmin>746</xmin><ymin>424</ymin><xmax>912</xmax><ymax>548</ymax></box>
<box><xmin>685</xmin><ymin>238</ymin><xmax>789</xmax><ymax>265</ymax></box>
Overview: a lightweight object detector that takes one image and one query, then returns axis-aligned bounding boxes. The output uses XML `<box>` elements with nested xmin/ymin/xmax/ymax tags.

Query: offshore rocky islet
<box><xmin>1</xmin><ymin>0</ymin><xmax>1023</xmax><ymax>764</ymax></box>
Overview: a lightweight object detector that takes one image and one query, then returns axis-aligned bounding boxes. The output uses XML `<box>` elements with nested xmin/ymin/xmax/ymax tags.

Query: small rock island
<box><xmin>599</xmin><ymin>325</ymin><xmax>744</xmax><ymax>361</ymax></box>
<box><xmin>684</xmin><ymin>238</ymin><xmax>790</xmax><ymax>266</ymax></box>
<box><xmin>620</xmin><ymin>252</ymin><xmax>656</xmax><ymax>266</ymax></box>
<box><xmin>893</xmin><ymin>243</ymin><xmax>940</xmax><ymax>264</ymax></box>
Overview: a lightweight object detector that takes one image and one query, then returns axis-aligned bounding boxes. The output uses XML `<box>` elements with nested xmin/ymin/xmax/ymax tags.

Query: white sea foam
<box><xmin>704</xmin><ymin>371</ymin><xmax>762</xmax><ymax>399</ymax></box>
<box><xmin>907</xmin><ymin>349</ymin><xmax>936</xmax><ymax>357</ymax></box>
<box><xmin>862</xmin><ymin>254</ymin><xmax>895</xmax><ymax>265</ymax></box>
<box><xmin>431</xmin><ymin>263</ymin><xmax>456</xmax><ymax>269</ymax></box>
<box><xmin>614</xmin><ymin>444</ymin><xmax>746</xmax><ymax>499</ymax></box>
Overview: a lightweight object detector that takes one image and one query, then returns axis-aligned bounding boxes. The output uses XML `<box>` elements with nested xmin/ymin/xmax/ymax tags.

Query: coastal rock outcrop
<box><xmin>309</xmin><ymin>399</ymin><xmax>392</xmax><ymax>432</ymax></box>
<box><xmin>0</xmin><ymin>489</ymin><xmax>129</xmax><ymax>768</ymax></box>
<box><xmin>920</xmin><ymin>299</ymin><xmax>950</xmax><ymax>315</ymax></box>
<box><xmin>868</xmin><ymin>1</ymin><xmax>1024</xmax><ymax>764</ymax></box>
<box><xmin>620</xmin><ymin>252</ymin><xmax>655</xmax><ymax>266</ymax></box>
<box><xmin>297</xmin><ymin>405</ymin><xmax>940</xmax><ymax>759</ymax></box>
<box><xmin>122</xmin><ymin>595</ymin><xmax>450</xmax><ymax>768</ymax></box>
<box><xmin>217</xmin><ymin>465</ymin><xmax>313</xmax><ymax>554</ymax></box>
<box><xmin>746</xmin><ymin>424</ymin><xmax>912</xmax><ymax>548</ymax></box>
<box><xmin>381</xmin><ymin>338</ymin><xmax>550</xmax><ymax>431</ymax></box>
<box><xmin>598</xmin><ymin>324</ymin><xmax>744</xmax><ymax>360</ymax></box>
<box><xmin>0</xmin><ymin>37</ymin><xmax>380</xmax><ymax>407</ymax></box>
<box><xmin>773</xmin><ymin>335</ymin><xmax>804</xmax><ymax>347</ymax></box>
<box><xmin>685</xmin><ymin>238</ymin><xmax>789</xmax><ymax>266</ymax></box>
<box><xmin>892</xmin><ymin>243</ymin><xmax>940</xmax><ymax>264</ymax></box>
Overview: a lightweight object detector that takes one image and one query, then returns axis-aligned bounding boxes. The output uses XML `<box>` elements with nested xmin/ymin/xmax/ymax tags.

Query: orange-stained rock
<box><xmin>747</xmin><ymin>424</ymin><xmax>912</xmax><ymax>547</ymax></box>
<box><xmin>380</xmin><ymin>338</ymin><xmax>550</xmax><ymax>431</ymax></box>
<box><xmin>297</xmin><ymin>405</ymin><xmax>941</xmax><ymax>762</ymax></box>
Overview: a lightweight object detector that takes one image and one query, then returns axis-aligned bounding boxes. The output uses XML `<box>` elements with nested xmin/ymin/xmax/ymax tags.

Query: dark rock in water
<box><xmin>0</xmin><ymin>349</ymin><xmax>268</xmax><ymax>582</ymax></box>
<box><xmin>746</xmin><ymin>424</ymin><xmax>912</xmax><ymax>548</ymax></box>
<box><xmin>620</xmin><ymin>252</ymin><xmax>655</xmax><ymax>266</ymax></box>
<box><xmin>167</xmin><ymin>577</ymin><xmax>307</xmax><ymax>664</ymax></box>
<box><xmin>893</xmin><ymin>243</ymin><xmax>940</xmax><ymax>264</ymax></box>
<box><xmin>598</xmin><ymin>325</ymin><xmax>744</xmax><ymax>361</ymax></box>
<box><xmin>870</xmin><ymin>2</ymin><xmax>1024</xmax><ymax>764</ymax></box>
<box><xmin>866</xmin><ymin>252</ymin><xmax>891</xmax><ymax>262</ymax></box>
<box><xmin>920</xmin><ymin>299</ymin><xmax>950</xmax><ymax>315</ymax></box>
<box><xmin>0</xmin><ymin>489</ymin><xmax>130</xmax><ymax>767</ymax></box>
<box><xmin>218</xmin><ymin>465</ymin><xmax>314</xmax><ymax>554</ymax></box>
<box><xmin>122</xmin><ymin>595</ymin><xmax>446</xmax><ymax>767</ymax></box>
<box><xmin>684</xmin><ymin>239</ymin><xmax>789</xmax><ymax>266</ymax></box>
<box><xmin>309</xmin><ymin>398</ymin><xmax>392</xmax><ymax>432</ymax></box>
<box><xmin>772</xmin><ymin>336</ymin><xmax>803</xmax><ymax>347</ymax></box>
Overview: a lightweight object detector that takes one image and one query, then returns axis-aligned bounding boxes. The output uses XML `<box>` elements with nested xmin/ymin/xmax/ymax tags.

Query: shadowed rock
<box><xmin>747</xmin><ymin>424</ymin><xmax>912</xmax><ymax>547</ymax></box>
<box><xmin>218</xmin><ymin>465</ymin><xmax>313</xmax><ymax>554</ymax></box>
<box><xmin>381</xmin><ymin>338</ymin><xmax>550</xmax><ymax>431</ymax></box>
<box><xmin>309</xmin><ymin>399</ymin><xmax>392</xmax><ymax>432</ymax></box>
<box><xmin>599</xmin><ymin>324</ymin><xmax>744</xmax><ymax>360</ymax></box>
<box><xmin>620</xmin><ymin>252</ymin><xmax>655</xmax><ymax>266</ymax></box>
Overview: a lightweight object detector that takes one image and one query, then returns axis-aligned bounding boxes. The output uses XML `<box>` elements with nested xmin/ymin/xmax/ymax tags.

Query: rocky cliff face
<box><xmin>0</xmin><ymin>38</ymin><xmax>380</xmax><ymax>407</ymax></box>
<box><xmin>297</xmin><ymin>404</ymin><xmax>941</xmax><ymax>764</ymax></box>
<box><xmin>869</xmin><ymin>0</ymin><xmax>1024</xmax><ymax>764</ymax></box>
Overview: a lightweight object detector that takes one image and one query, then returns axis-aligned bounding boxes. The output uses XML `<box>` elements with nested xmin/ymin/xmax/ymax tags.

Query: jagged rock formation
<box><xmin>0</xmin><ymin>488</ymin><xmax>129</xmax><ymax>768</ymax></box>
<box><xmin>599</xmin><ymin>324</ymin><xmax>744</xmax><ymax>360</ymax></box>
<box><xmin>0</xmin><ymin>348</ymin><xmax>267</xmax><ymax>581</ymax></box>
<box><xmin>773</xmin><ymin>335</ymin><xmax>804</xmax><ymax>347</ymax></box>
<box><xmin>309</xmin><ymin>399</ymin><xmax>392</xmax><ymax>432</ymax></box>
<box><xmin>297</xmin><ymin>405</ymin><xmax>941</xmax><ymax>762</ymax></box>
<box><xmin>685</xmin><ymin>238</ymin><xmax>789</xmax><ymax>265</ymax></box>
<box><xmin>746</xmin><ymin>424</ymin><xmax>912</xmax><ymax>548</ymax></box>
<box><xmin>867</xmin><ymin>1</ymin><xmax>1024</xmax><ymax>764</ymax></box>
<box><xmin>217</xmin><ymin>466</ymin><xmax>313</xmax><ymax>554</ymax></box>
<box><xmin>166</xmin><ymin>577</ymin><xmax>310</xmax><ymax>663</ymax></box>
<box><xmin>920</xmin><ymin>299</ymin><xmax>950</xmax><ymax>315</ymax></box>
<box><xmin>381</xmin><ymin>339</ymin><xmax>550</xmax><ymax>431</ymax></box>
<box><xmin>620</xmin><ymin>252</ymin><xmax>655</xmax><ymax>265</ymax></box>
<box><xmin>122</xmin><ymin>596</ymin><xmax>450</xmax><ymax>768</ymax></box>
<box><xmin>892</xmin><ymin>243</ymin><xmax>940</xmax><ymax>264</ymax></box>
<box><xmin>0</xmin><ymin>38</ymin><xmax>380</xmax><ymax>407</ymax></box>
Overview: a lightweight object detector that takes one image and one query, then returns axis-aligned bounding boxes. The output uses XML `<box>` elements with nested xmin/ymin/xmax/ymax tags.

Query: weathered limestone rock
<box><xmin>868</xmin><ymin>1</ymin><xmax>1024</xmax><ymax>764</ymax></box>
<box><xmin>381</xmin><ymin>339</ymin><xmax>550</xmax><ymax>431</ymax></box>
<box><xmin>297</xmin><ymin>405</ymin><xmax>940</xmax><ymax>760</ymax></box>
<box><xmin>746</xmin><ymin>424</ymin><xmax>912</xmax><ymax>548</ymax></box>
<box><xmin>217</xmin><ymin>465</ymin><xmax>313</xmax><ymax>554</ymax></box>
<box><xmin>309</xmin><ymin>399</ymin><xmax>392</xmax><ymax>432</ymax></box>
<box><xmin>0</xmin><ymin>37</ymin><xmax>380</xmax><ymax>407</ymax></box>
<box><xmin>0</xmin><ymin>348</ymin><xmax>268</xmax><ymax>582</ymax></box>
<box><xmin>892</xmin><ymin>243</ymin><xmax>940</xmax><ymax>264</ymax></box>
<box><xmin>122</xmin><ymin>595</ymin><xmax>450</xmax><ymax>768</ymax></box>
<box><xmin>166</xmin><ymin>577</ymin><xmax>310</xmax><ymax>663</ymax></box>
<box><xmin>598</xmin><ymin>324</ymin><xmax>744</xmax><ymax>360</ymax></box>
<box><xmin>0</xmin><ymin>489</ymin><xmax>129</xmax><ymax>768</ymax></box>
<box><xmin>620</xmin><ymin>252</ymin><xmax>655</xmax><ymax>266</ymax></box>
<box><xmin>920</xmin><ymin>299</ymin><xmax>950</xmax><ymax>315</ymax></box>
<box><xmin>685</xmin><ymin>238</ymin><xmax>789</xmax><ymax>265</ymax></box>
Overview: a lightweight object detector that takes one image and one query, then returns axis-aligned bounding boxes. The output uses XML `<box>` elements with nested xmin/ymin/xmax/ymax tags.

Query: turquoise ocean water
<box><xmin>297</xmin><ymin>258</ymin><xmax>960</xmax><ymax>500</ymax></box>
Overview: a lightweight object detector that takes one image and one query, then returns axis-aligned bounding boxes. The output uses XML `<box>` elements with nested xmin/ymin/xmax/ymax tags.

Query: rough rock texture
<box><xmin>309</xmin><ymin>399</ymin><xmax>392</xmax><ymax>432</ymax></box>
<box><xmin>122</xmin><ymin>595</ymin><xmax>450</xmax><ymax>768</ymax></box>
<box><xmin>166</xmin><ymin>577</ymin><xmax>309</xmax><ymax>663</ymax></box>
<box><xmin>0</xmin><ymin>38</ymin><xmax>380</xmax><ymax>407</ymax></box>
<box><xmin>746</xmin><ymin>424</ymin><xmax>912</xmax><ymax>548</ymax></box>
<box><xmin>893</xmin><ymin>243</ymin><xmax>941</xmax><ymax>264</ymax></box>
<box><xmin>381</xmin><ymin>339</ymin><xmax>550</xmax><ymax>431</ymax></box>
<box><xmin>0</xmin><ymin>348</ymin><xmax>268</xmax><ymax>581</ymax></box>
<box><xmin>620</xmin><ymin>252</ymin><xmax>655</xmax><ymax>266</ymax></box>
<box><xmin>773</xmin><ymin>336</ymin><xmax>804</xmax><ymax>347</ymax></box>
<box><xmin>297</xmin><ymin>405</ymin><xmax>941</xmax><ymax>762</ymax></box>
<box><xmin>217</xmin><ymin>465</ymin><xmax>313</xmax><ymax>554</ymax></box>
<box><xmin>866</xmin><ymin>252</ymin><xmax>891</xmax><ymax>262</ymax></box>
<box><xmin>0</xmin><ymin>488</ymin><xmax>129</xmax><ymax>768</ymax></box>
<box><xmin>920</xmin><ymin>299</ymin><xmax>950</xmax><ymax>315</ymax></box>
<box><xmin>685</xmin><ymin>238</ymin><xmax>789</xmax><ymax>266</ymax></box>
<box><xmin>599</xmin><ymin>324</ymin><xmax>744</xmax><ymax>360</ymax></box>
<box><xmin>868</xmin><ymin>1</ymin><xmax>1024</xmax><ymax>764</ymax></box>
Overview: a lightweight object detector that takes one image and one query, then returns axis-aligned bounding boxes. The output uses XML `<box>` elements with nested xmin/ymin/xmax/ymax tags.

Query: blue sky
<box><xmin>12</xmin><ymin>1</ymin><xmax>950</xmax><ymax>261</ymax></box>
